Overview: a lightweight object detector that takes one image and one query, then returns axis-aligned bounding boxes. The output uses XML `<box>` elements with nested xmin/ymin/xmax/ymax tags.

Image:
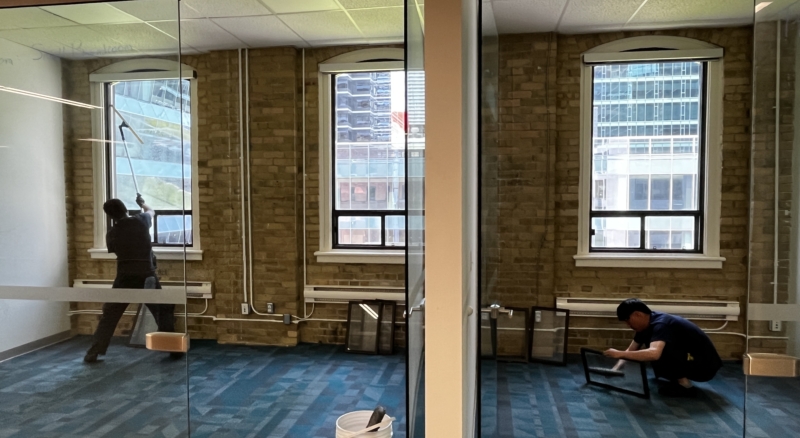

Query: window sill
<box><xmin>573</xmin><ymin>253</ymin><xmax>724</xmax><ymax>269</ymax></box>
<box><xmin>314</xmin><ymin>249</ymin><xmax>405</xmax><ymax>264</ymax></box>
<box><xmin>89</xmin><ymin>247</ymin><xmax>204</xmax><ymax>261</ymax></box>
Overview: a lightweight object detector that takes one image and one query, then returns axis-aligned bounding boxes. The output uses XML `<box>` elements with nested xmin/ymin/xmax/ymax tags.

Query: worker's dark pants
<box><xmin>652</xmin><ymin>343</ymin><xmax>721</xmax><ymax>383</ymax></box>
<box><xmin>87</xmin><ymin>274</ymin><xmax>175</xmax><ymax>355</ymax></box>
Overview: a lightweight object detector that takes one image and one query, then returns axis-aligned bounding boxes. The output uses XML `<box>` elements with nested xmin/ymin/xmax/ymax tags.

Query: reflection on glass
<box><xmin>591</xmin><ymin>217</ymin><xmax>640</xmax><ymax>248</ymax></box>
<box><xmin>338</xmin><ymin>216</ymin><xmax>381</xmax><ymax>245</ymax></box>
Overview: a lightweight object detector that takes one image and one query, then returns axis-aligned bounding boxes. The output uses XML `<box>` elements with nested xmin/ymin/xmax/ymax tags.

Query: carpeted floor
<box><xmin>480</xmin><ymin>357</ymin><xmax>800</xmax><ymax>438</ymax></box>
<box><xmin>0</xmin><ymin>337</ymin><xmax>406</xmax><ymax>438</ymax></box>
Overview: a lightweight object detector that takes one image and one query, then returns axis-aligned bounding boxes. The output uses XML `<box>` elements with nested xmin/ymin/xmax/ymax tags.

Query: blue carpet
<box><xmin>0</xmin><ymin>336</ymin><xmax>406</xmax><ymax>438</ymax></box>
<box><xmin>481</xmin><ymin>357</ymin><xmax>800</xmax><ymax>438</ymax></box>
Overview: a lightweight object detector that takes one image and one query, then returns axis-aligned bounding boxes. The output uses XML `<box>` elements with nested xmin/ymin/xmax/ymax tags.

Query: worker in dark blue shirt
<box><xmin>604</xmin><ymin>298</ymin><xmax>723</xmax><ymax>397</ymax></box>
<box><xmin>84</xmin><ymin>196</ymin><xmax>177</xmax><ymax>363</ymax></box>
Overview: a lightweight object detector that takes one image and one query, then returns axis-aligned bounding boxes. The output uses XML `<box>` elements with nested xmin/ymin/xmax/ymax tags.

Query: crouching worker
<box><xmin>84</xmin><ymin>195</ymin><xmax>178</xmax><ymax>363</ymax></box>
<box><xmin>604</xmin><ymin>298</ymin><xmax>722</xmax><ymax>397</ymax></box>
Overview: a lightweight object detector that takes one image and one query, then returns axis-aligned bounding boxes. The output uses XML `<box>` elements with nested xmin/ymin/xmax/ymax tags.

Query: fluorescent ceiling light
<box><xmin>359</xmin><ymin>303</ymin><xmax>379</xmax><ymax>320</ymax></box>
<box><xmin>755</xmin><ymin>2</ymin><xmax>772</xmax><ymax>13</ymax></box>
<box><xmin>0</xmin><ymin>85</ymin><xmax>100</xmax><ymax>110</ymax></box>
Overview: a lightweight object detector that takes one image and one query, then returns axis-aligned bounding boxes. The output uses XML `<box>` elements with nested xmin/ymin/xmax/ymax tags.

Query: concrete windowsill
<box><xmin>314</xmin><ymin>249</ymin><xmax>405</xmax><ymax>264</ymax></box>
<box><xmin>89</xmin><ymin>247</ymin><xmax>204</xmax><ymax>261</ymax></box>
<box><xmin>573</xmin><ymin>253</ymin><xmax>725</xmax><ymax>269</ymax></box>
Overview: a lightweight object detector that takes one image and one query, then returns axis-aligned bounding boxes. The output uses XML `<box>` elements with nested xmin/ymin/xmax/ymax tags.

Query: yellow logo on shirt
<box><xmin>687</xmin><ymin>353</ymin><xmax>694</xmax><ymax>361</ymax></box>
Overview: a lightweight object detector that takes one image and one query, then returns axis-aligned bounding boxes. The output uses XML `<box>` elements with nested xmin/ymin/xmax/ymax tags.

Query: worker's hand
<box><xmin>135</xmin><ymin>194</ymin><xmax>145</xmax><ymax>207</ymax></box>
<box><xmin>604</xmin><ymin>348</ymin><xmax>624</xmax><ymax>359</ymax></box>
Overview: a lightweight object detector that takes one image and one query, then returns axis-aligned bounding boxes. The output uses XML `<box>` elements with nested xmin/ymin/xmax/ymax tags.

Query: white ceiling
<box><xmin>0</xmin><ymin>0</ymin><xmax>405</xmax><ymax>60</ymax></box>
<box><xmin>1</xmin><ymin>0</ymin><xmax>797</xmax><ymax>61</ymax></box>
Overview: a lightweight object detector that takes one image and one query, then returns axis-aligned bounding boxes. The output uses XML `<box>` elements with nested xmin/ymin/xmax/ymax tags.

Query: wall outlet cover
<box><xmin>267</xmin><ymin>303</ymin><xmax>274</xmax><ymax>314</ymax></box>
<box><xmin>241</xmin><ymin>303</ymin><xmax>250</xmax><ymax>315</ymax></box>
<box><xmin>770</xmin><ymin>320</ymin><xmax>782</xmax><ymax>332</ymax></box>
<box><xmin>283</xmin><ymin>314</ymin><xmax>291</xmax><ymax>325</ymax></box>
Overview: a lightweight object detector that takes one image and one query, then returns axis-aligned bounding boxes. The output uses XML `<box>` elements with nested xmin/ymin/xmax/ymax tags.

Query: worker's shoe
<box><xmin>83</xmin><ymin>352</ymin><xmax>99</xmax><ymax>363</ymax></box>
<box><xmin>658</xmin><ymin>383</ymin><xmax>698</xmax><ymax>397</ymax></box>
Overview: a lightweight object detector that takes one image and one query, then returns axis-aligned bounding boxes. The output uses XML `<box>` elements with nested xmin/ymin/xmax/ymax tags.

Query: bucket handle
<box><xmin>339</xmin><ymin>416</ymin><xmax>394</xmax><ymax>438</ymax></box>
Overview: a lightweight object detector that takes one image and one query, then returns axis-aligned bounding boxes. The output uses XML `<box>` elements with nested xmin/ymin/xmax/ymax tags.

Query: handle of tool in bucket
<box><xmin>340</xmin><ymin>416</ymin><xmax>394</xmax><ymax>438</ymax></box>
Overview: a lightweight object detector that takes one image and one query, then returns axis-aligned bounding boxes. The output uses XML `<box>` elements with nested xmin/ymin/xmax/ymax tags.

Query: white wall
<box><xmin>0</xmin><ymin>39</ymin><xmax>70</xmax><ymax>354</ymax></box>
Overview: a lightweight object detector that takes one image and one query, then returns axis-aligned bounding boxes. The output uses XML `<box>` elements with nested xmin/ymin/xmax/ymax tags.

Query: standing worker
<box><xmin>604</xmin><ymin>298</ymin><xmax>723</xmax><ymax>397</ymax></box>
<box><xmin>84</xmin><ymin>195</ymin><xmax>178</xmax><ymax>363</ymax></box>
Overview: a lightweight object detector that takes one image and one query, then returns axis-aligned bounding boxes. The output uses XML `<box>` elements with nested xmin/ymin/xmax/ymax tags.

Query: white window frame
<box><xmin>88</xmin><ymin>59</ymin><xmax>202</xmax><ymax>261</ymax></box>
<box><xmin>575</xmin><ymin>36</ymin><xmax>725</xmax><ymax>269</ymax></box>
<box><xmin>315</xmin><ymin>48</ymin><xmax>406</xmax><ymax>264</ymax></box>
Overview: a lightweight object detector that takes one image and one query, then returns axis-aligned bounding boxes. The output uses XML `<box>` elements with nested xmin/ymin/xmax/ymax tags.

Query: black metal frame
<box><xmin>332</xmin><ymin>210</ymin><xmax>405</xmax><ymax>249</ymax></box>
<box><xmin>345</xmin><ymin>300</ymin><xmax>382</xmax><ymax>355</ymax></box>
<box><xmin>580</xmin><ymin>347</ymin><xmax>650</xmax><ymax>399</ymax></box>
<box><xmin>104</xmin><ymin>83</ymin><xmax>193</xmax><ymax>248</ymax></box>
<box><xmin>330</xmin><ymin>74</ymin><xmax>407</xmax><ymax>250</ymax></box>
<box><xmin>588</xmin><ymin>62</ymin><xmax>708</xmax><ymax>254</ymax></box>
<box><xmin>528</xmin><ymin>306</ymin><xmax>570</xmax><ymax>366</ymax></box>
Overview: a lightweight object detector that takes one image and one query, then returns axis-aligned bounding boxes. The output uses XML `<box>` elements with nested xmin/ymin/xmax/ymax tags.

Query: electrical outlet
<box><xmin>241</xmin><ymin>303</ymin><xmax>250</xmax><ymax>315</ymax></box>
<box><xmin>535</xmin><ymin>310</ymin><xmax>542</xmax><ymax>323</ymax></box>
<box><xmin>283</xmin><ymin>314</ymin><xmax>291</xmax><ymax>325</ymax></box>
<box><xmin>770</xmin><ymin>320</ymin><xmax>782</xmax><ymax>332</ymax></box>
<box><xmin>267</xmin><ymin>303</ymin><xmax>274</xmax><ymax>314</ymax></box>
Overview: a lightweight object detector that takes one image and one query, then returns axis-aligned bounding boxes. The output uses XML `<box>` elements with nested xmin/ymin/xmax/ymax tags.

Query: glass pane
<box><xmin>645</xmin><ymin>216</ymin><xmax>695</xmax><ymax>250</ymax></box>
<box><xmin>111</xmin><ymin>78</ymin><xmax>192</xmax><ymax>212</ymax></box>
<box><xmin>338</xmin><ymin>216</ymin><xmax>381</xmax><ymax>245</ymax></box>
<box><xmin>385</xmin><ymin>215</ymin><xmax>406</xmax><ymax>246</ymax></box>
<box><xmin>592</xmin><ymin>62</ymin><xmax>703</xmax><ymax>213</ymax></box>
<box><xmin>156</xmin><ymin>214</ymin><xmax>192</xmax><ymax>245</ymax></box>
<box><xmin>334</xmin><ymin>71</ymin><xmax>406</xmax><ymax>212</ymax></box>
<box><xmin>0</xmin><ymin>2</ymin><xmax>188</xmax><ymax>437</ymax></box>
<box><xmin>591</xmin><ymin>217</ymin><xmax>641</xmax><ymax>248</ymax></box>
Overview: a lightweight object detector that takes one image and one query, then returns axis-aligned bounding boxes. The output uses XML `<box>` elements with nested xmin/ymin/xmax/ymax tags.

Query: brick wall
<box><xmin>487</xmin><ymin>28</ymin><xmax>754</xmax><ymax>360</ymax></box>
<box><xmin>64</xmin><ymin>46</ymin><xmax>405</xmax><ymax>347</ymax></box>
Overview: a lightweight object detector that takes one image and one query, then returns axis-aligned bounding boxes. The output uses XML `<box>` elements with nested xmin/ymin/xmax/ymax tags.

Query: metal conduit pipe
<box><xmin>774</xmin><ymin>20</ymin><xmax>781</xmax><ymax>306</ymax></box>
<box><xmin>239</xmin><ymin>48</ymin><xmax>248</xmax><ymax>306</ymax></box>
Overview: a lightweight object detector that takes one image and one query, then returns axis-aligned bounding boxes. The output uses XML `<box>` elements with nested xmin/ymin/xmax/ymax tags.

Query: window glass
<box><xmin>590</xmin><ymin>61</ymin><xmax>703</xmax><ymax>252</ymax></box>
<box><xmin>333</xmin><ymin>70</ymin><xmax>406</xmax><ymax>248</ymax></box>
<box><xmin>108</xmin><ymin>78</ymin><xmax>192</xmax><ymax>246</ymax></box>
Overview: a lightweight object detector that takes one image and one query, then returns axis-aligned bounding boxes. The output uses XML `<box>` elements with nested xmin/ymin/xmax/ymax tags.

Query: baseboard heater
<box><xmin>73</xmin><ymin>279</ymin><xmax>213</xmax><ymax>300</ymax></box>
<box><xmin>304</xmin><ymin>285</ymin><xmax>405</xmax><ymax>303</ymax></box>
<box><xmin>555</xmin><ymin>297</ymin><xmax>739</xmax><ymax>321</ymax></box>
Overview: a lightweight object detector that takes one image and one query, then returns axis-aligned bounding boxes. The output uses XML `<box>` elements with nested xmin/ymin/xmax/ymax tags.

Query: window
<box><xmin>88</xmin><ymin>60</ymin><xmax>201</xmax><ymax>260</ymax></box>
<box><xmin>332</xmin><ymin>71</ymin><xmax>406</xmax><ymax>249</ymax></box>
<box><xmin>316</xmin><ymin>49</ymin><xmax>406</xmax><ymax>264</ymax></box>
<box><xmin>576</xmin><ymin>37</ymin><xmax>724</xmax><ymax>269</ymax></box>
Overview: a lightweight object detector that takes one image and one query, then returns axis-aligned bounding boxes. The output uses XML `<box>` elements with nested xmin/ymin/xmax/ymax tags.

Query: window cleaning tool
<box><xmin>587</xmin><ymin>367</ymin><xmax>625</xmax><ymax>378</ymax></box>
<box><xmin>111</xmin><ymin>105</ymin><xmax>145</xmax><ymax>200</ymax></box>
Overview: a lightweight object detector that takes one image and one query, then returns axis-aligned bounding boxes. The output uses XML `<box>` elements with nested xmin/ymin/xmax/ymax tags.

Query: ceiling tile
<box><xmin>279</xmin><ymin>11</ymin><xmax>362</xmax><ymax>40</ymax></box>
<box><xmin>0</xmin><ymin>8</ymin><xmax>76</xmax><ymax>30</ymax></box>
<box><xmin>212</xmin><ymin>15</ymin><xmax>301</xmax><ymax>47</ymax></box>
<box><xmin>183</xmin><ymin>0</ymin><xmax>272</xmax><ymax>18</ymax></box>
<box><xmin>492</xmin><ymin>0</ymin><xmax>567</xmax><ymax>34</ymax></box>
<box><xmin>558</xmin><ymin>0</ymin><xmax>641</xmax><ymax>33</ymax></box>
<box><xmin>258</xmin><ymin>0</ymin><xmax>339</xmax><ymax>14</ymax></box>
<box><xmin>151</xmin><ymin>19</ymin><xmax>245</xmax><ymax>51</ymax></box>
<box><xmin>110</xmin><ymin>0</ymin><xmax>180</xmax><ymax>22</ymax></box>
<box><xmin>339</xmin><ymin>0</ymin><xmax>403</xmax><ymax>8</ymax></box>
<box><xmin>630</xmin><ymin>0</ymin><xmax>753</xmax><ymax>27</ymax></box>
<box><xmin>41</xmin><ymin>3</ymin><xmax>140</xmax><ymax>25</ymax></box>
<box><xmin>348</xmin><ymin>7</ymin><xmax>403</xmax><ymax>39</ymax></box>
<box><xmin>88</xmin><ymin>23</ymin><xmax>177</xmax><ymax>54</ymax></box>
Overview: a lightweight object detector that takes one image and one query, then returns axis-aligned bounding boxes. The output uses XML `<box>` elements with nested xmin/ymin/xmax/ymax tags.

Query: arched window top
<box><xmin>583</xmin><ymin>36</ymin><xmax>723</xmax><ymax>64</ymax></box>
<box><xmin>321</xmin><ymin>48</ymin><xmax>403</xmax><ymax>65</ymax></box>
<box><xmin>90</xmin><ymin>58</ymin><xmax>196</xmax><ymax>82</ymax></box>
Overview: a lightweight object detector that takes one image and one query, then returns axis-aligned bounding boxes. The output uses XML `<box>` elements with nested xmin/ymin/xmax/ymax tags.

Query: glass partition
<box><xmin>0</xmin><ymin>1</ymin><xmax>189</xmax><ymax>436</ymax></box>
<box><xmin>747</xmin><ymin>3</ymin><xmax>800</xmax><ymax>436</ymax></box>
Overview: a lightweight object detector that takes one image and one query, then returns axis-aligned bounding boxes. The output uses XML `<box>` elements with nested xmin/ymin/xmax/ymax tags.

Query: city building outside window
<box><xmin>575</xmin><ymin>37</ymin><xmax>724</xmax><ymax>269</ymax></box>
<box><xmin>88</xmin><ymin>60</ymin><xmax>201</xmax><ymax>260</ymax></box>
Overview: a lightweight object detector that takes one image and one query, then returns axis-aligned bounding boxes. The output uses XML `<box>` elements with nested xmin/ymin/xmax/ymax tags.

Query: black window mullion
<box><xmin>639</xmin><ymin>215</ymin><xmax>646</xmax><ymax>250</ymax></box>
<box><xmin>381</xmin><ymin>215</ymin><xmax>386</xmax><ymax>246</ymax></box>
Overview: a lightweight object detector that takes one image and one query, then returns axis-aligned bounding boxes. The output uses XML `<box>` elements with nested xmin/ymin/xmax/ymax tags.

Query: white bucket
<box><xmin>335</xmin><ymin>410</ymin><xmax>393</xmax><ymax>438</ymax></box>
